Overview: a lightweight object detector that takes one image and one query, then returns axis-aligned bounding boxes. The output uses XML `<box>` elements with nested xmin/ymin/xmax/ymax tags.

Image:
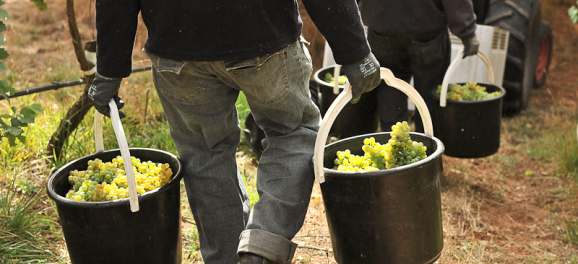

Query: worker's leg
<box><xmin>367</xmin><ymin>30</ymin><xmax>413</xmax><ymax>132</ymax></box>
<box><xmin>218</xmin><ymin>38</ymin><xmax>320</xmax><ymax>264</ymax></box>
<box><xmin>409</xmin><ymin>29</ymin><xmax>451</xmax><ymax>133</ymax></box>
<box><xmin>146</xmin><ymin>51</ymin><xmax>250</xmax><ymax>264</ymax></box>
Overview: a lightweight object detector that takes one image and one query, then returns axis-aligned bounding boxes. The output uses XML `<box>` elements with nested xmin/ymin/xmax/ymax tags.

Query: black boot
<box><xmin>238</xmin><ymin>253</ymin><xmax>275</xmax><ymax>264</ymax></box>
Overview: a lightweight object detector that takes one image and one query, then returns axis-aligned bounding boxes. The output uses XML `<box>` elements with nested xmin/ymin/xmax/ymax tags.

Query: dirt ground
<box><xmin>3</xmin><ymin>0</ymin><xmax>578</xmax><ymax>263</ymax></box>
<box><xmin>291</xmin><ymin>0</ymin><xmax>578</xmax><ymax>263</ymax></box>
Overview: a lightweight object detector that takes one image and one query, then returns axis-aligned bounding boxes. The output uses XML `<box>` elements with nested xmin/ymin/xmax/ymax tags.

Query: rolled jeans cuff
<box><xmin>237</xmin><ymin>229</ymin><xmax>298</xmax><ymax>264</ymax></box>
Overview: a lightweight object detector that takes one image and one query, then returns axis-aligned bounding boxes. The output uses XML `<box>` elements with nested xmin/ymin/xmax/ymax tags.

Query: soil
<box><xmin>3</xmin><ymin>0</ymin><xmax>578</xmax><ymax>263</ymax></box>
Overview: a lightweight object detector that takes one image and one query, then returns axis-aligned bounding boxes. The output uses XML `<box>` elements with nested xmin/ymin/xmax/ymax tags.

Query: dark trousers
<box><xmin>367</xmin><ymin>28</ymin><xmax>451</xmax><ymax>133</ymax></box>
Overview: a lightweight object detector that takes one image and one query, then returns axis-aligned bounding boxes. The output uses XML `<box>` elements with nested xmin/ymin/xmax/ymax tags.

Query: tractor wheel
<box><xmin>484</xmin><ymin>0</ymin><xmax>542</xmax><ymax>115</ymax></box>
<box><xmin>534</xmin><ymin>20</ymin><xmax>553</xmax><ymax>88</ymax></box>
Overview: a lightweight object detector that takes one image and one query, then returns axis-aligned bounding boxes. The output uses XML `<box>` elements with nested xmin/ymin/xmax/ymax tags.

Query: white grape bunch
<box><xmin>334</xmin><ymin>121</ymin><xmax>427</xmax><ymax>172</ymax></box>
<box><xmin>324</xmin><ymin>73</ymin><xmax>348</xmax><ymax>85</ymax></box>
<box><xmin>435</xmin><ymin>82</ymin><xmax>501</xmax><ymax>101</ymax></box>
<box><xmin>65</xmin><ymin>156</ymin><xmax>173</xmax><ymax>202</ymax></box>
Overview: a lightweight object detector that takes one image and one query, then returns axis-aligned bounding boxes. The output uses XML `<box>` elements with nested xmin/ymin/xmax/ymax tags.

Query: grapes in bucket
<box><xmin>334</xmin><ymin>121</ymin><xmax>428</xmax><ymax>172</ymax></box>
<box><xmin>65</xmin><ymin>156</ymin><xmax>173</xmax><ymax>202</ymax></box>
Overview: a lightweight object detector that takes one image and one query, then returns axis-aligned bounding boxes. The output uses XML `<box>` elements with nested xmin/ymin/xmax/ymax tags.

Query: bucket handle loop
<box><xmin>439</xmin><ymin>50</ymin><xmax>494</xmax><ymax>107</ymax></box>
<box><xmin>313</xmin><ymin>67</ymin><xmax>434</xmax><ymax>183</ymax></box>
<box><xmin>93</xmin><ymin>100</ymin><xmax>140</xmax><ymax>212</ymax></box>
<box><xmin>333</xmin><ymin>65</ymin><xmax>341</xmax><ymax>94</ymax></box>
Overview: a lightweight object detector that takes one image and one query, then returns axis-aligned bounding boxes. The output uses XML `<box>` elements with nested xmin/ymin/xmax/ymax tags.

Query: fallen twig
<box><xmin>299</xmin><ymin>244</ymin><xmax>332</xmax><ymax>252</ymax></box>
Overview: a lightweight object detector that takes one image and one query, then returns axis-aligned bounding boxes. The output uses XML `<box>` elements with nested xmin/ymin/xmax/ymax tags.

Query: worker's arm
<box><xmin>441</xmin><ymin>0</ymin><xmax>479</xmax><ymax>57</ymax></box>
<box><xmin>94</xmin><ymin>0</ymin><xmax>140</xmax><ymax>79</ymax></box>
<box><xmin>301</xmin><ymin>0</ymin><xmax>380</xmax><ymax>103</ymax></box>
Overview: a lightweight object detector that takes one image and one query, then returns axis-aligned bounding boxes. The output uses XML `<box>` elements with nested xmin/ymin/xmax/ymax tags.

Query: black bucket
<box><xmin>314</xmin><ymin>66</ymin><xmax>379</xmax><ymax>139</ymax></box>
<box><xmin>432</xmin><ymin>83</ymin><xmax>506</xmax><ymax>158</ymax></box>
<box><xmin>47</xmin><ymin>148</ymin><xmax>184</xmax><ymax>264</ymax></box>
<box><xmin>321</xmin><ymin>132</ymin><xmax>444</xmax><ymax>264</ymax></box>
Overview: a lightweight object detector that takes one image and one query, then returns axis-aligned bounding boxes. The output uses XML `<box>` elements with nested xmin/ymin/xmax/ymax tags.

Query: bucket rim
<box><xmin>47</xmin><ymin>148</ymin><xmax>183</xmax><ymax>208</ymax></box>
<box><xmin>314</xmin><ymin>65</ymin><xmax>346</xmax><ymax>88</ymax></box>
<box><xmin>432</xmin><ymin>82</ymin><xmax>506</xmax><ymax>104</ymax></box>
<box><xmin>322</xmin><ymin>132</ymin><xmax>444</xmax><ymax>178</ymax></box>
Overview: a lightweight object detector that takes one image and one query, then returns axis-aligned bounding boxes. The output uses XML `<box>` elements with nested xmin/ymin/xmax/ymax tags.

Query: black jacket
<box><xmin>359</xmin><ymin>0</ymin><xmax>477</xmax><ymax>39</ymax></box>
<box><xmin>95</xmin><ymin>0</ymin><xmax>370</xmax><ymax>78</ymax></box>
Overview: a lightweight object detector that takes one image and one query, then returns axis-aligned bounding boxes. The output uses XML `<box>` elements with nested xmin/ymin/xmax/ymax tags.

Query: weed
<box><xmin>450</xmin><ymin>239</ymin><xmax>487</xmax><ymax>262</ymax></box>
<box><xmin>563</xmin><ymin>219</ymin><xmax>578</xmax><ymax>244</ymax></box>
<box><xmin>0</xmin><ymin>176</ymin><xmax>62</xmax><ymax>263</ymax></box>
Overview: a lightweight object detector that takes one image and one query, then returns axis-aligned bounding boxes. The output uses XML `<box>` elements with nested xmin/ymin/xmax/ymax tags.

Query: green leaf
<box><xmin>20</xmin><ymin>105</ymin><xmax>39</xmax><ymax>117</ymax></box>
<box><xmin>0</xmin><ymin>33</ymin><xmax>6</xmax><ymax>45</ymax></box>
<box><xmin>0</xmin><ymin>80</ymin><xmax>13</xmax><ymax>93</ymax></box>
<box><xmin>29</xmin><ymin>0</ymin><xmax>47</xmax><ymax>12</ymax></box>
<box><xmin>29</xmin><ymin>103</ymin><xmax>44</xmax><ymax>114</ymax></box>
<box><xmin>0</xmin><ymin>114</ymin><xmax>11</xmax><ymax>118</ymax></box>
<box><xmin>7</xmin><ymin>134</ymin><xmax>17</xmax><ymax>146</ymax></box>
<box><xmin>18</xmin><ymin>115</ymin><xmax>35</xmax><ymax>124</ymax></box>
<box><xmin>7</xmin><ymin>126</ymin><xmax>22</xmax><ymax>136</ymax></box>
<box><xmin>0</xmin><ymin>21</ymin><xmax>7</xmax><ymax>32</ymax></box>
<box><xmin>0</xmin><ymin>61</ymin><xmax>6</xmax><ymax>72</ymax></box>
<box><xmin>10</xmin><ymin>117</ymin><xmax>26</xmax><ymax>128</ymax></box>
<box><xmin>0</xmin><ymin>9</ymin><xmax>8</xmax><ymax>20</ymax></box>
<box><xmin>570</xmin><ymin>6</ymin><xmax>578</xmax><ymax>24</ymax></box>
<box><xmin>0</xmin><ymin>48</ymin><xmax>9</xmax><ymax>59</ymax></box>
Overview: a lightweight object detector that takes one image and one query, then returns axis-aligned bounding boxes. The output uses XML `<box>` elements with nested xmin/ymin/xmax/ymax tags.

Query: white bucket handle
<box><xmin>333</xmin><ymin>65</ymin><xmax>341</xmax><ymax>94</ymax></box>
<box><xmin>439</xmin><ymin>50</ymin><xmax>494</xmax><ymax>107</ymax></box>
<box><xmin>313</xmin><ymin>67</ymin><xmax>434</xmax><ymax>183</ymax></box>
<box><xmin>94</xmin><ymin>100</ymin><xmax>139</xmax><ymax>212</ymax></box>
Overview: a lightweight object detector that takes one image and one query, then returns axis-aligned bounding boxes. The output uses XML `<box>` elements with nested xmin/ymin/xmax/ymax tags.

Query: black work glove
<box><xmin>88</xmin><ymin>73</ymin><xmax>126</xmax><ymax>119</ymax></box>
<box><xmin>342</xmin><ymin>52</ymin><xmax>381</xmax><ymax>104</ymax></box>
<box><xmin>462</xmin><ymin>36</ymin><xmax>480</xmax><ymax>58</ymax></box>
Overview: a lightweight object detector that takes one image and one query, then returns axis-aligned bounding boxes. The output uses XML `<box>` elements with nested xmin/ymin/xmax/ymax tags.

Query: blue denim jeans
<box><xmin>145</xmin><ymin>38</ymin><xmax>319</xmax><ymax>264</ymax></box>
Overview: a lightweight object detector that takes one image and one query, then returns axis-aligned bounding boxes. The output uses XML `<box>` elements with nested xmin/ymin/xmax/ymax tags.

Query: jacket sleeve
<box><xmin>95</xmin><ymin>0</ymin><xmax>140</xmax><ymax>79</ymax></box>
<box><xmin>441</xmin><ymin>0</ymin><xmax>477</xmax><ymax>40</ymax></box>
<box><xmin>300</xmin><ymin>0</ymin><xmax>370</xmax><ymax>65</ymax></box>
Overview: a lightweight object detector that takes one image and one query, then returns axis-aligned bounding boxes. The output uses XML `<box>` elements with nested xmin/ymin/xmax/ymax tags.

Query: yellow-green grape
<box><xmin>324</xmin><ymin>73</ymin><xmax>348</xmax><ymax>85</ymax></box>
<box><xmin>435</xmin><ymin>82</ymin><xmax>501</xmax><ymax>101</ymax></box>
<box><xmin>334</xmin><ymin>121</ymin><xmax>428</xmax><ymax>172</ymax></box>
<box><xmin>66</xmin><ymin>156</ymin><xmax>173</xmax><ymax>202</ymax></box>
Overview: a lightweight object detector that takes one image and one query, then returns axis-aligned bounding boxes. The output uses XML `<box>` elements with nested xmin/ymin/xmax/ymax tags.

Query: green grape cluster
<box><xmin>334</xmin><ymin>121</ymin><xmax>428</xmax><ymax>172</ymax></box>
<box><xmin>324</xmin><ymin>73</ymin><xmax>348</xmax><ymax>85</ymax></box>
<box><xmin>65</xmin><ymin>156</ymin><xmax>173</xmax><ymax>202</ymax></box>
<box><xmin>435</xmin><ymin>82</ymin><xmax>501</xmax><ymax>101</ymax></box>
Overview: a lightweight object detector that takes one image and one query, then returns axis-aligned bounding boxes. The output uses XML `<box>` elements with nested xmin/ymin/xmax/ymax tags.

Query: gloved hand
<box><xmin>88</xmin><ymin>73</ymin><xmax>126</xmax><ymax>119</ymax></box>
<box><xmin>462</xmin><ymin>36</ymin><xmax>480</xmax><ymax>58</ymax></box>
<box><xmin>342</xmin><ymin>52</ymin><xmax>381</xmax><ymax>104</ymax></box>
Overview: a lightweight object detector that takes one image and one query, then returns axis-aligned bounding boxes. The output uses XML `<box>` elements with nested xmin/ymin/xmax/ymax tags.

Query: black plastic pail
<box><xmin>47</xmin><ymin>148</ymin><xmax>184</xmax><ymax>264</ymax></box>
<box><xmin>321</xmin><ymin>132</ymin><xmax>444</xmax><ymax>264</ymax></box>
<box><xmin>314</xmin><ymin>66</ymin><xmax>379</xmax><ymax>139</ymax></box>
<box><xmin>432</xmin><ymin>83</ymin><xmax>506</xmax><ymax>158</ymax></box>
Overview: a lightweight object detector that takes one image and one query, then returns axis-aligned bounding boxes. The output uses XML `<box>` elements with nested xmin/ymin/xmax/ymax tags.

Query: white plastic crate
<box><xmin>448</xmin><ymin>24</ymin><xmax>509</xmax><ymax>87</ymax></box>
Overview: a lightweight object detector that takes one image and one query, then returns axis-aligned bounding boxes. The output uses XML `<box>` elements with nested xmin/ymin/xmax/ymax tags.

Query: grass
<box><xmin>450</xmin><ymin>239</ymin><xmax>487</xmax><ymax>262</ymax></box>
<box><xmin>1</xmin><ymin>61</ymin><xmax>258</xmax><ymax>263</ymax></box>
<box><xmin>0</xmin><ymin>173</ymin><xmax>62</xmax><ymax>263</ymax></box>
